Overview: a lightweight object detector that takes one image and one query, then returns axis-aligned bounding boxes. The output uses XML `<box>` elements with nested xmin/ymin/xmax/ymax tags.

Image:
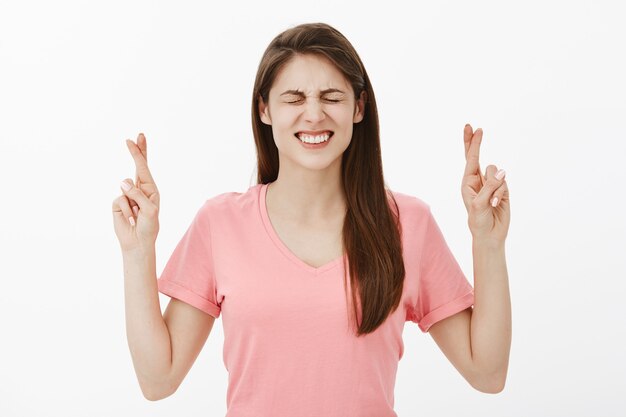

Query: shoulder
<box><xmin>197</xmin><ymin>183</ymin><xmax>263</xmax><ymax>217</ymax></box>
<box><xmin>387</xmin><ymin>188</ymin><xmax>431</xmax><ymax>217</ymax></box>
<box><xmin>385</xmin><ymin>189</ymin><xmax>436</xmax><ymax>246</ymax></box>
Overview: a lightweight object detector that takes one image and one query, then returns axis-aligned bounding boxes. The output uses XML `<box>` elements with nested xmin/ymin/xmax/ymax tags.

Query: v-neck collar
<box><xmin>259</xmin><ymin>182</ymin><xmax>346</xmax><ymax>275</ymax></box>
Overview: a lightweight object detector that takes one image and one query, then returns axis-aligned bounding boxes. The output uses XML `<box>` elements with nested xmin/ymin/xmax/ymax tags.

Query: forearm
<box><xmin>469</xmin><ymin>239</ymin><xmax>512</xmax><ymax>385</ymax></box>
<box><xmin>123</xmin><ymin>246</ymin><xmax>173</xmax><ymax>399</ymax></box>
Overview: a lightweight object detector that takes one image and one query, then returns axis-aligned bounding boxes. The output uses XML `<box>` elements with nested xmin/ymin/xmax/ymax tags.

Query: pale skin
<box><xmin>258</xmin><ymin>53</ymin><xmax>366</xmax><ymax>268</ymax></box>
<box><xmin>258</xmin><ymin>54</ymin><xmax>365</xmax><ymax>229</ymax></box>
<box><xmin>427</xmin><ymin>125</ymin><xmax>512</xmax><ymax>394</ymax></box>
<box><xmin>112</xmin><ymin>53</ymin><xmax>510</xmax><ymax>398</ymax></box>
<box><xmin>113</xmin><ymin>136</ymin><xmax>217</xmax><ymax>400</ymax></box>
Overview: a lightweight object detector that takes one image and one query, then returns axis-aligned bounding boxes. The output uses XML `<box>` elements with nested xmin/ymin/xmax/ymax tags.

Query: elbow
<box><xmin>139</xmin><ymin>377</ymin><xmax>178</xmax><ymax>401</ymax></box>
<box><xmin>473</xmin><ymin>380</ymin><xmax>506</xmax><ymax>394</ymax></box>
<box><xmin>142</xmin><ymin>389</ymin><xmax>166</xmax><ymax>402</ymax></box>
<box><xmin>141</xmin><ymin>385</ymin><xmax>176</xmax><ymax>401</ymax></box>
<box><xmin>469</xmin><ymin>369</ymin><xmax>507</xmax><ymax>394</ymax></box>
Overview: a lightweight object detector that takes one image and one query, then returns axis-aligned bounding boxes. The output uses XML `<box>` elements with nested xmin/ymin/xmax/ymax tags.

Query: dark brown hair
<box><xmin>251</xmin><ymin>22</ymin><xmax>405</xmax><ymax>336</ymax></box>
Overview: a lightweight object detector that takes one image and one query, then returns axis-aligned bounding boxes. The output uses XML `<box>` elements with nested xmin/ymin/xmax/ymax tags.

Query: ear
<box><xmin>353</xmin><ymin>90</ymin><xmax>367</xmax><ymax>124</ymax></box>
<box><xmin>258</xmin><ymin>95</ymin><xmax>272</xmax><ymax>125</ymax></box>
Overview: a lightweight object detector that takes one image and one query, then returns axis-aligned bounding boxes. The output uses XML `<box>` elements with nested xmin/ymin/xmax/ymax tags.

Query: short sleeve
<box><xmin>157</xmin><ymin>201</ymin><xmax>221</xmax><ymax>318</ymax></box>
<box><xmin>411</xmin><ymin>206</ymin><xmax>474</xmax><ymax>333</ymax></box>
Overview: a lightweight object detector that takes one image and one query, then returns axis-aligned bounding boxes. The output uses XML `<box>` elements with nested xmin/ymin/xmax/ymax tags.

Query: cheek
<box><xmin>338</xmin><ymin>110</ymin><xmax>357</xmax><ymax>138</ymax></box>
<box><xmin>330</xmin><ymin>106</ymin><xmax>355</xmax><ymax>122</ymax></box>
<box><xmin>273</xmin><ymin>109</ymin><xmax>299</xmax><ymax>127</ymax></box>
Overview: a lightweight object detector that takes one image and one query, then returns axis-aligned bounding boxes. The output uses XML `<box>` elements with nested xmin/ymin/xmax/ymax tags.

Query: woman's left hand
<box><xmin>461</xmin><ymin>124</ymin><xmax>510</xmax><ymax>244</ymax></box>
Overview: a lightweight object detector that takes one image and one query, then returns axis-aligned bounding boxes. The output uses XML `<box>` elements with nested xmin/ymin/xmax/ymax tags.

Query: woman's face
<box><xmin>259</xmin><ymin>53</ymin><xmax>365</xmax><ymax>172</ymax></box>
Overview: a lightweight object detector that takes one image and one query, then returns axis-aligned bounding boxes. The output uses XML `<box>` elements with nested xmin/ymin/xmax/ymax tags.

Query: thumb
<box><xmin>474</xmin><ymin>165</ymin><xmax>506</xmax><ymax>208</ymax></box>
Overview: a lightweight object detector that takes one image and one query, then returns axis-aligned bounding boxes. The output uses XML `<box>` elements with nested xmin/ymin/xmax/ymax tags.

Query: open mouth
<box><xmin>293</xmin><ymin>131</ymin><xmax>334</xmax><ymax>144</ymax></box>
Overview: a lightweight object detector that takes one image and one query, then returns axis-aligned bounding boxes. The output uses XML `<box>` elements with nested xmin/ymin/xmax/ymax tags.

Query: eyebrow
<box><xmin>280</xmin><ymin>88</ymin><xmax>346</xmax><ymax>96</ymax></box>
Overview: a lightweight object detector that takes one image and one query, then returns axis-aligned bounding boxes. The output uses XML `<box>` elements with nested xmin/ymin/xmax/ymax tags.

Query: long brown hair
<box><xmin>251</xmin><ymin>22</ymin><xmax>405</xmax><ymax>336</ymax></box>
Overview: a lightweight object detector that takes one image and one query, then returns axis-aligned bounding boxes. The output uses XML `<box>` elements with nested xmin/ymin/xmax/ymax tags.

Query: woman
<box><xmin>112</xmin><ymin>22</ymin><xmax>511</xmax><ymax>416</ymax></box>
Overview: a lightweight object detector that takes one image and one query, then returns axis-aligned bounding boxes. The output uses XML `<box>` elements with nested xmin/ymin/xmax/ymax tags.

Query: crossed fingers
<box><xmin>463</xmin><ymin>124</ymin><xmax>485</xmax><ymax>187</ymax></box>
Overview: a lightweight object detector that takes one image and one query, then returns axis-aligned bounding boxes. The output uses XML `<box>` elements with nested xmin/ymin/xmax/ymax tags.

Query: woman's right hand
<box><xmin>112</xmin><ymin>133</ymin><xmax>161</xmax><ymax>252</ymax></box>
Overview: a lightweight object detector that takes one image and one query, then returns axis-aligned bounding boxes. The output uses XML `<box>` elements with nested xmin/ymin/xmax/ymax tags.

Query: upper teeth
<box><xmin>297</xmin><ymin>133</ymin><xmax>331</xmax><ymax>143</ymax></box>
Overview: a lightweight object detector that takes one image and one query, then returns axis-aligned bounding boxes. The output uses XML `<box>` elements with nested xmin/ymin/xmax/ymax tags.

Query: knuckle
<box><xmin>488</xmin><ymin>178</ymin><xmax>501</xmax><ymax>187</ymax></box>
<box><xmin>143</xmin><ymin>207</ymin><xmax>156</xmax><ymax>218</ymax></box>
<box><xmin>113</xmin><ymin>195</ymin><xmax>125</xmax><ymax>207</ymax></box>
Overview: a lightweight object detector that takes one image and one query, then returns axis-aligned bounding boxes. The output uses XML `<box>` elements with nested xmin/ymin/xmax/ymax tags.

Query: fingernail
<box><xmin>132</xmin><ymin>206</ymin><xmax>139</xmax><ymax>217</ymax></box>
<box><xmin>120</xmin><ymin>181</ymin><xmax>131</xmax><ymax>191</ymax></box>
<box><xmin>491</xmin><ymin>196</ymin><xmax>498</xmax><ymax>207</ymax></box>
<box><xmin>129</xmin><ymin>216</ymin><xmax>136</xmax><ymax>226</ymax></box>
<box><xmin>495</xmin><ymin>169</ymin><xmax>506</xmax><ymax>180</ymax></box>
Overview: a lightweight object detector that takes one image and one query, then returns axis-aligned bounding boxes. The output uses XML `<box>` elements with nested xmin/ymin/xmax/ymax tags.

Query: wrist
<box><xmin>122</xmin><ymin>244</ymin><xmax>156</xmax><ymax>259</ymax></box>
<box><xmin>472</xmin><ymin>237</ymin><xmax>506</xmax><ymax>251</ymax></box>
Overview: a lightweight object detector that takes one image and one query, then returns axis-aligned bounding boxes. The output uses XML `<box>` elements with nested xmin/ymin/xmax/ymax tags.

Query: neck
<box><xmin>266</xmin><ymin>172</ymin><xmax>346</xmax><ymax>223</ymax></box>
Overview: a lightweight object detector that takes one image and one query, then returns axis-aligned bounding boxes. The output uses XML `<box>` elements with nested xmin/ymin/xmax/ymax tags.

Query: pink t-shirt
<box><xmin>157</xmin><ymin>182</ymin><xmax>474</xmax><ymax>417</ymax></box>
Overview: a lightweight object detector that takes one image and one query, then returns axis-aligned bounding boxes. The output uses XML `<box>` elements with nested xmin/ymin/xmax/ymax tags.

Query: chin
<box><xmin>279</xmin><ymin>152</ymin><xmax>341</xmax><ymax>171</ymax></box>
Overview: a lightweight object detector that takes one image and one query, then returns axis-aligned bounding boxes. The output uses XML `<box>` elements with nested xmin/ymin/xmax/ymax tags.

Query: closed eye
<box><xmin>286</xmin><ymin>98</ymin><xmax>341</xmax><ymax>104</ymax></box>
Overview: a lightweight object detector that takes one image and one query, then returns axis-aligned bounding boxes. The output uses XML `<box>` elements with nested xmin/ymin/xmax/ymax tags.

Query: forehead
<box><xmin>271</xmin><ymin>54</ymin><xmax>351</xmax><ymax>95</ymax></box>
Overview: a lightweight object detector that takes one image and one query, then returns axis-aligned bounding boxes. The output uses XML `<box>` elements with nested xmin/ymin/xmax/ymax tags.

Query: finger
<box><xmin>119</xmin><ymin>178</ymin><xmax>153</xmax><ymax>212</ymax></box>
<box><xmin>128</xmin><ymin>173</ymin><xmax>139</xmax><ymax>215</ymax></box>
<box><xmin>463</xmin><ymin>124</ymin><xmax>473</xmax><ymax>160</ymax></box>
<box><xmin>490</xmin><ymin>180</ymin><xmax>508</xmax><ymax>208</ymax></box>
<box><xmin>134</xmin><ymin>133</ymin><xmax>148</xmax><ymax>187</ymax></box>
<box><xmin>137</xmin><ymin>132</ymin><xmax>147</xmax><ymax>161</ymax></box>
<box><xmin>463</xmin><ymin>124</ymin><xmax>485</xmax><ymax>187</ymax></box>
<box><xmin>463</xmin><ymin>128</ymin><xmax>484</xmax><ymax>183</ymax></box>
<box><xmin>119</xmin><ymin>179</ymin><xmax>138</xmax><ymax>211</ymax></box>
<box><xmin>112</xmin><ymin>195</ymin><xmax>136</xmax><ymax>226</ymax></box>
<box><xmin>474</xmin><ymin>164</ymin><xmax>506</xmax><ymax>208</ymax></box>
<box><xmin>126</xmin><ymin>138</ymin><xmax>156</xmax><ymax>185</ymax></box>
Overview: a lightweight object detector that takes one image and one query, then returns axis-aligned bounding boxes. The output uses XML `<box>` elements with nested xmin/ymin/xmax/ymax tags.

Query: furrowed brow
<box><xmin>280</xmin><ymin>88</ymin><xmax>346</xmax><ymax>96</ymax></box>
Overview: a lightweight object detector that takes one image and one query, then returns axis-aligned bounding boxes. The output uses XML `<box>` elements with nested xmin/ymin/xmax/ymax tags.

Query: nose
<box><xmin>303</xmin><ymin>98</ymin><xmax>326</xmax><ymax>123</ymax></box>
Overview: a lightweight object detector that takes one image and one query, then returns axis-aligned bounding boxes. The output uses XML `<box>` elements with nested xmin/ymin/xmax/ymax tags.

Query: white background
<box><xmin>1</xmin><ymin>0</ymin><xmax>625</xmax><ymax>416</ymax></box>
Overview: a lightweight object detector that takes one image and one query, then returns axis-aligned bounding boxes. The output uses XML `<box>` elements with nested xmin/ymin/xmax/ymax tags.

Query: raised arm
<box><xmin>113</xmin><ymin>133</ymin><xmax>217</xmax><ymax>400</ymax></box>
<box><xmin>428</xmin><ymin>124</ymin><xmax>511</xmax><ymax>394</ymax></box>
